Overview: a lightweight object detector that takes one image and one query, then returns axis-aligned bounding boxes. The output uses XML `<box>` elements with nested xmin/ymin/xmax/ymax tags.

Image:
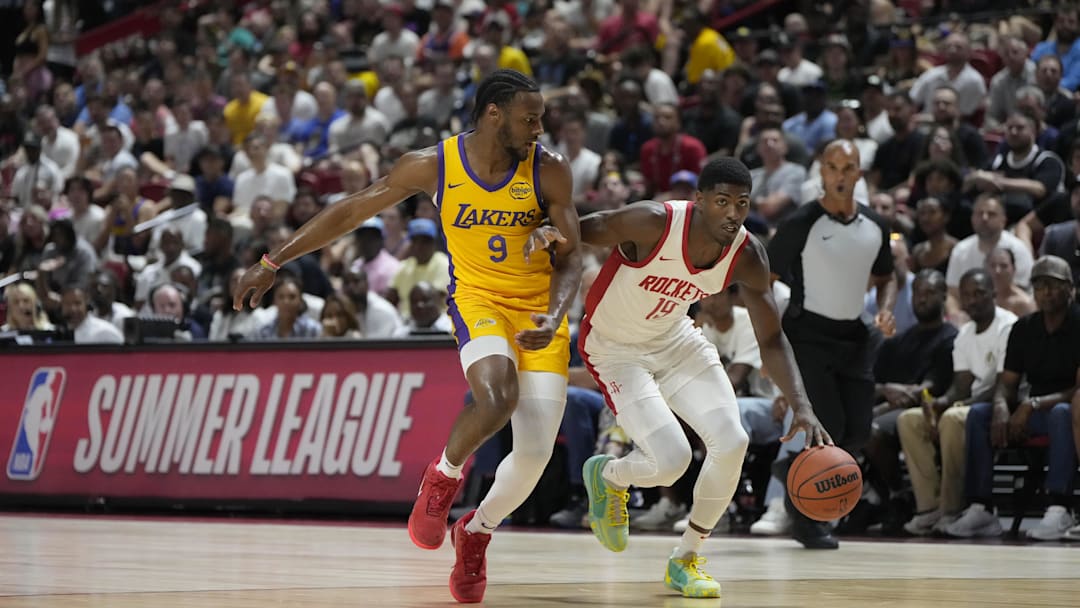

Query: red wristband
<box><xmin>260</xmin><ymin>254</ymin><xmax>281</xmax><ymax>272</ymax></box>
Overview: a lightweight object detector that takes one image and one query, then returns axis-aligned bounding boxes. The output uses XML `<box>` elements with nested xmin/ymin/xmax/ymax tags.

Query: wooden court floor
<box><xmin>0</xmin><ymin>515</ymin><xmax>1078</xmax><ymax>607</ymax></box>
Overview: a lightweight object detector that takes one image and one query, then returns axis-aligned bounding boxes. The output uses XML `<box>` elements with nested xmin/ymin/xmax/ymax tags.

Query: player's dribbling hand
<box><xmin>782</xmin><ymin>405</ymin><xmax>834</xmax><ymax>449</ymax></box>
<box><xmin>523</xmin><ymin>226</ymin><xmax>566</xmax><ymax>264</ymax></box>
<box><xmin>515</xmin><ymin>313</ymin><xmax>558</xmax><ymax>350</ymax></box>
<box><xmin>232</xmin><ymin>264</ymin><xmax>276</xmax><ymax>311</ymax></box>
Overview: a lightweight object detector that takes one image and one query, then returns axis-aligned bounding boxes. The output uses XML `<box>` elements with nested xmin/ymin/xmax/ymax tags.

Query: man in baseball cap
<box><xmin>1031</xmin><ymin>255</ymin><xmax>1074</xmax><ymax>286</ymax></box>
<box><xmin>390</xmin><ymin>218</ymin><xmax>450</xmax><ymax>317</ymax></box>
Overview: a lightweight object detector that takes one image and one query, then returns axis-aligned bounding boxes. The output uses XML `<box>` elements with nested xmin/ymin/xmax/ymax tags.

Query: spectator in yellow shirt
<box><xmin>388</xmin><ymin>218</ymin><xmax>451</xmax><ymax>318</ymax></box>
<box><xmin>681</xmin><ymin>11</ymin><xmax>735</xmax><ymax>85</ymax></box>
<box><xmin>481</xmin><ymin>11</ymin><xmax>532</xmax><ymax>76</ymax></box>
<box><xmin>223</xmin><ymin>72</ymin><xmax>270</xmax><ymax>146</ymax></box>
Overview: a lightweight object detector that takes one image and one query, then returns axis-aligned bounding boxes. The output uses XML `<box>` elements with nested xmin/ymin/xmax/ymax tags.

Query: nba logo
<box><xmin>7</xmin><ymin>368</ymin><xmax>66</xmax><ymax>481</ymax></box>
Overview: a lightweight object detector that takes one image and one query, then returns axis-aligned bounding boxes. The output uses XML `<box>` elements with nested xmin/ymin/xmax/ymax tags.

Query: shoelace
<box><xmin>425</xmin><ymin>476</ymin><xmax>459</xmax><ymax>516</ymax></box>
<box><xmin>681</xmin><ymin>555</ymin><xmax>715</xmax><ymax>581</ymax></box>
<box><xmin>605</xmin><ymin>488</ymin><xmax>629</xmax><ymax>526</ymax></box>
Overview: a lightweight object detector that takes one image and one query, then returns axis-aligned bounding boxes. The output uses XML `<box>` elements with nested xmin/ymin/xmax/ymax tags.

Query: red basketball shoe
<box><xmin>407</xmin><ymin>459</ymin><xmax>462</xmax><ymax>550</ymax></box>
<box><xmin>449</xmin><ymin>510</ymin><xmax>491</xmax><ymax>603</ymax></box>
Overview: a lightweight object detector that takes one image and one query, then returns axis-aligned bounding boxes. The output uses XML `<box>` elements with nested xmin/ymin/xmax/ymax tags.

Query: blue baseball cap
<box><xmin>408</xmin><ymin>218</ymin><xmax>438</xmax><ymax>239</ymax></box>
<box><xmin>359</xmin><ymin>216</ymin><xmax>384</xmax><ymax>232</ymax></box>
<box><xmin>670</xmin><ymin>170</ymin><xmax>698</xmax><ymax>188</ymax></box>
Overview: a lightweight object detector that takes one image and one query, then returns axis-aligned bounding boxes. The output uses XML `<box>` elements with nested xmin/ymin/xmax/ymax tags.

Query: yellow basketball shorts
<box><xmin>446</xmin><ymin>289</ymin><xmax>570</xmax><ymax>376</ymax></box>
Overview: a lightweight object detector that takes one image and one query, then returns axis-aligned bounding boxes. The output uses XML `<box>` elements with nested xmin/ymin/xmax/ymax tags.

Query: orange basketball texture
<box><xmin>786</xmin><ymin>446</ymin><xmax>862</xmax><ymax>522</ymax></box>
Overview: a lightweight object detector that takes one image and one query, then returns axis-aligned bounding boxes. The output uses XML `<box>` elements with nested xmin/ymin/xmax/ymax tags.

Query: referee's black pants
<box><xmin>782</xmin><ymin>311</ymin><xmax>877</xmax><ymax>453</ymax></box>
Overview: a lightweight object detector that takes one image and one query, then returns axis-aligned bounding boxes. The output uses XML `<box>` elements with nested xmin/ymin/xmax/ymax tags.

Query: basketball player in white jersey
<box><xmin>525</xmin><ymin>157</ymin><xmax>831</xmax><ymax>598</ymax></box>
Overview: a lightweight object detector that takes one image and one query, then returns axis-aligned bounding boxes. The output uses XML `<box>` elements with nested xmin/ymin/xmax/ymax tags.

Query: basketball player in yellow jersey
<box><xmin>233</xmin><ymin>70</ymin><xmax>583</xmax><ymax>604</ymax></box>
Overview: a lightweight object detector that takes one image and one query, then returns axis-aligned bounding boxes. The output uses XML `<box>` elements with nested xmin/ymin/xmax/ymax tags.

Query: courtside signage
<box><xmin>0</xmin><ymin>348</ymin><xmax>468</xmax><ymax>502</ymax></box>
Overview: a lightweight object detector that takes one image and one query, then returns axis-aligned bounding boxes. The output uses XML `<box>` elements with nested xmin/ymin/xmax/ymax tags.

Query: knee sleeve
<box><xmin>476</xmin><ymin>372</ymin><xmax>567</xmax><ymax>524</ymax></box>
<box><xmin>509</xmin><ymin>372</ymin><xmax>567</xmax><ymax>466</ymax></box>
<box><xmin>605</xmin><ymin>421</ymin><xmax>693</xmax><ymax>489</ymax></box>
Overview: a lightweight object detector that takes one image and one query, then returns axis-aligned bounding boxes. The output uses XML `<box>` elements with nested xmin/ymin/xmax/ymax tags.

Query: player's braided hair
<box><xmin>697</xmin><ymin>157</ymin><xmax>752</xmax><ymax>192</ymax></box>
<box><xmin>470</xmin><ymin>69</ymin><xmax>540</xmax><ymax>125</ymax></box>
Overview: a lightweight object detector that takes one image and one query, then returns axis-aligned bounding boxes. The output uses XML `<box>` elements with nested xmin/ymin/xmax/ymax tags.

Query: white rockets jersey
<box><xmin>583</xmin><ymin>200</ymin><xmax>750</xmax><ymax>345</ymax></box>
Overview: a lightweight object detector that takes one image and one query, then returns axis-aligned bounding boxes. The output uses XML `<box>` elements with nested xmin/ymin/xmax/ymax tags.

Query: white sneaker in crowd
<box><xmin>749</xmin><ymin>498</ymin><xmax>791</xmax><ymax>536</ymax></box>
<box><xmin>632</xmin><ymin>496</ymin><xmax>688</xmax><ymax>531</ymax></box>
<box><xmin>944</xmin><ymin>503</ymin><xmax>1003</xmax><ymax>538</ymax></box>
<box><xmin>1027</xmin><ymin>505</ymin><xmax>1076</xmax><ymax>541</ymax></box>
<box><xmin>1063</xmin><ymin>523</ymin><xmax>1080</xmax><ymax>541</ymax></box>
<box><xmin>931</xmin><ymin>512</ymin><xmax>960</xmax><ymax>535</ymax></box>
<box><xmin>903</xmin><ymin>509</ymin><xmax>942</xmax><ymax>536</ymax></box>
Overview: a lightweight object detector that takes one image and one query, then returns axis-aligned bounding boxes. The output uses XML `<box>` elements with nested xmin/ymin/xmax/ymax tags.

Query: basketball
<box><xmin>786</xmin><ymin>446</ymin><xmax>862</xmax><ymax>522</ymax></box>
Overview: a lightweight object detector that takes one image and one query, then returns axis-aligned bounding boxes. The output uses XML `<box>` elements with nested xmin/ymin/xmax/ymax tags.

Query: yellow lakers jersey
<box><xmin>437</xmin><ymin>133</ymin><xmax>550</xmax><ymax>301</ymax></box>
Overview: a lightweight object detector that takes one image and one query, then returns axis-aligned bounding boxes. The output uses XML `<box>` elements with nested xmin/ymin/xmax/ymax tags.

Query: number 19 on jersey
<box><xmin>645</xmin><ymin>297</ymin><xmax>678</xmax><ymax>320</ymax></box>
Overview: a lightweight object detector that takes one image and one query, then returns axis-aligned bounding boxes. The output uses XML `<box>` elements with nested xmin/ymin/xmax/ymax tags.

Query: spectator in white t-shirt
<box><xmin>11</xmin><ymin>134</ymin><xmax>63</xmax><ymax>208</ymax></box>
<box><xmin>776</xmin><ymin>33</ymin><xmax>823</xmax><ymax>88</ymax></box>
<box><xmin>368</xmin><ymin>5</ymin><xmax>420</xmax><ymax>66</ymax></box>
<box><xmin>557</xmin><ymin>109</ymin><xmax>601</xmax><ymax>204</ymax></box>
<box><xmin>134</xmin><ymin>227</ymin><xmax>202</xmax><ymax>309</ymax></box>
<box><xmin>89</xmin><ymin>269</ymin><xmax>134</xmax><ymax>331</ymax></box>
<box><xmin>61</xmin><ymin>286</ymin><xmax>123</xmax><ymax>344</ymax></box>
<box><xmin>897</xmin><ymin>268</ymin><xmax>1017</xmax><ymax>536</ymax></box>
<box><xmin>228</xmin><ymin>114</ymin><xmax>302</xmax><ymax>178</ymax></box>
<box><xmin>417</xmin><ymin>58</ymin><xmax>465</xmax><ymax>131</ymax></box>
<box><xmin>945</xmin><ymin>194</ymin><xmax>1033</xmax><ymax>320</ymax></box>
<box><xmin>149</xmin><ymin>175</ymin><xmax>209</xmax><ymax>257</ymax></box>
<box><xmin>395</xmin><ymin>281</ymin><xmax>454</xmax><ymax>336</ymax></box>
<box><xmin>341</xmin><ymin>267</ymin><xmax>404</xmax><ymax>338</ymax></box>
<box><xmin>329</xmin><ymin>80</ymin><xmax>392</xmax><ymax>156</ymax></box>
<box><xmin>373</xmin><ymin>55</ymin><xmax>411</xmax><ymax>129</ymax></box>
<box><xmin>698</xmin><ymin>287</ymin><xmax>774</xmax><ymax>398</ymax></box>
<box><xmin>163</xmin><ymin>99</ymin><xmax>209</xmax><ymax>175</ymax></box>
<box><xmin>231</xmin><ymin>133</ymin><xmax>297</xmax><ymax>222</ymax></box>
<box><xmin>750</xmin><ymin>128</ymin><xmax>807</xmax><ymax>222</ymax></box>
<box><xmin>35</xmin><ymin>104</ymin><xmax>80</xmax><ymax>178</ymax></box>
<box><xmin>63</xmin><ymin>176</ymin><xmax>105</xmax><ymax>246</ymax></box>
<box><xmin>621</xmin><ymin>46</ymin><xmax>679</xmax><ymax>107</ymax></box>
<box><xmin>908</xmin><ymin>32</ymin><xmax>988</xmax><ymax>118</ymax></box>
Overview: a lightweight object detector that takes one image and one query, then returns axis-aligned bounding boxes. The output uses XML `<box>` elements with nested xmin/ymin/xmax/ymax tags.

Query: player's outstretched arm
<box><xmin>522</xmin><ymin>200</ymin><xmax>668</xmax><ymax>261</ymax></box>
<box><xmin>233</xmin><ymin>148</ymin><xmax>437</xmax><ymax>310</ymax></box>
<box><xmin>517</xmin><ymin>149</ymin><xmax>583</xmax><ymax>351</ymax></box>
<box><xmin>733</xmin><ymin>235</ymin><xmax>833</xmax><ymax>448</ymax></box>
<box><xmin>579</xmin><ymin>200</ymin><xmax>668</xmax><ymax>250</ymax></box>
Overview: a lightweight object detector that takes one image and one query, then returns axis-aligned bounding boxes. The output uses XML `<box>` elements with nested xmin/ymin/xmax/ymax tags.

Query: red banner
<box><xmin>0</xmin><ymin>345</ymin><xmax>470</xmax><ymax>504</ymax></box>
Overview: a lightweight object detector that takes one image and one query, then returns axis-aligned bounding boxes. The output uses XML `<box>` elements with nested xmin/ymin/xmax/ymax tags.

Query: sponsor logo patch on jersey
<box><xmin>509</xmin><ymin>182</ymin><xmax>533</xmax><ymax>200</ymax></box>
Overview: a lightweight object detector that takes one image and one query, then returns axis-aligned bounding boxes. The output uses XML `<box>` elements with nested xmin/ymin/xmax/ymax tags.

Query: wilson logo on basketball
<box><xmin>813</xmin><ymin>472</ymin><xmax>860</xmax><ymax>494</ymax></box>
<box><xmin>508</xmin><ymin>182</ymin><xmax>532</xmax><ymax>200</ymax></box>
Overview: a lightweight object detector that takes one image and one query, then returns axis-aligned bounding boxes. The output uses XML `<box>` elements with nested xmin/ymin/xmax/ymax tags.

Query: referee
<box><xmin>767</xmin><ymin>140</ymin><xmax>897</xmax><ymax>549</ymax></box>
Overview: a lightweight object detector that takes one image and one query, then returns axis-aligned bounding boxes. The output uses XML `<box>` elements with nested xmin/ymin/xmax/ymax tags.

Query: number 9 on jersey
<box><xmin>488</xmin><ymin>235</ymin><xmax>507</xmax><ymax>262</ymax></box>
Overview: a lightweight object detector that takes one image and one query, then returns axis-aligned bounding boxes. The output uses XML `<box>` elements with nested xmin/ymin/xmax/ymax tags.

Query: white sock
<box><xmin>600</xmin><ymin>460</ymin><xmax>628</xmax><ymax>491</ymax></box>
<box><xmin>674</xmin><ymin>524</ymin><xmax>710</xmax><ymax>559</ymax></box>
<box><xmin>465</xmin><ymin>506</ymin><xmax>500</xmax><ymax>535</ymax></box>
<box><xmin>435</xmin><ymin>449</ymin><xmax>463</xmax><ymax>480</ymax></box>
